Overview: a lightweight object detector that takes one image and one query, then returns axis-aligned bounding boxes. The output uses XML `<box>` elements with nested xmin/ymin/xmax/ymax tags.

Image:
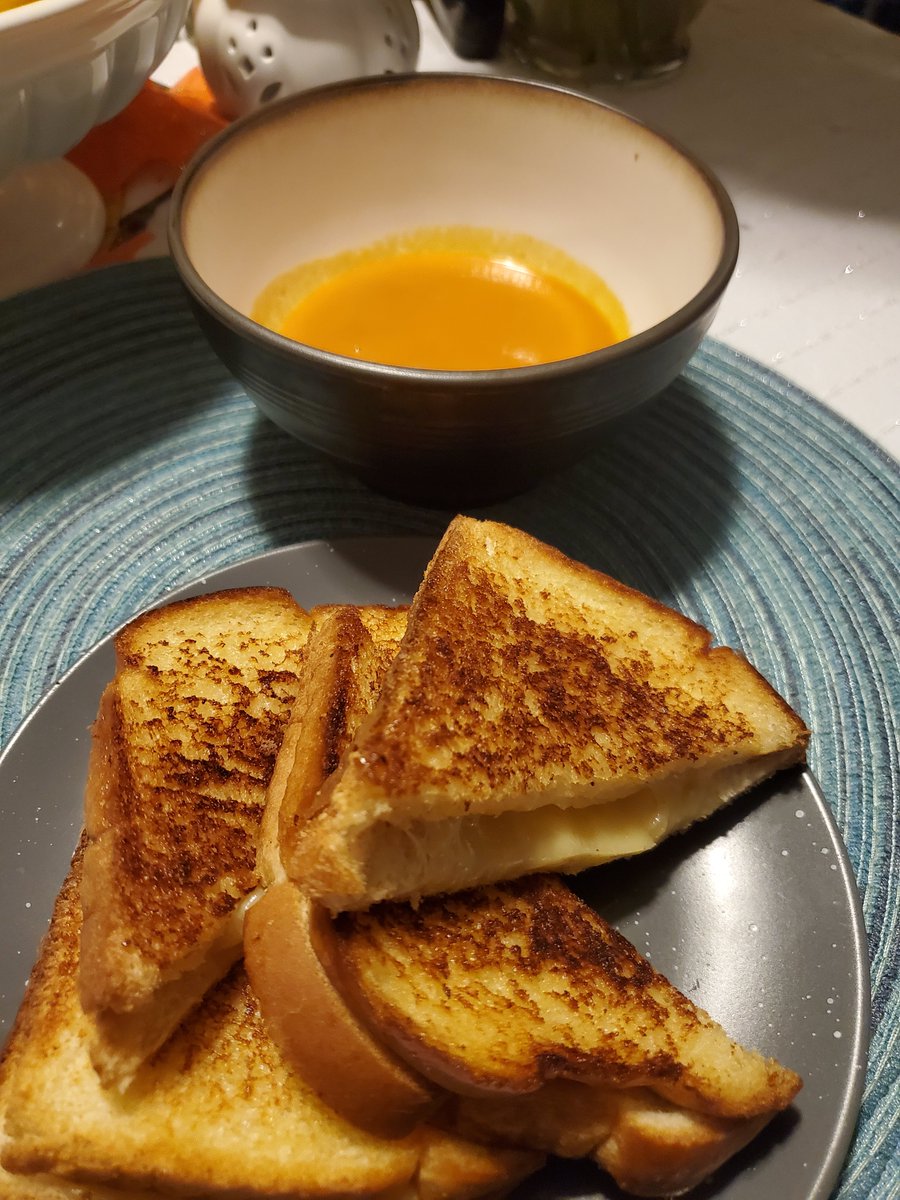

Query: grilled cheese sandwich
<box><xmin>293</xmin><ymin>517</ymin><xmax>808</xmax><ymax>910</ymax></box>
<box><xmin>245</xmin><ymin>598</ymin><xmax>802</xmax><ymax>1198</ymax></box>
<box><xmin>1</xmin><ymin>844</ymin><xmax>543</xmax><ymax>1200</ymax></box>
<box><xmin>78</xmin><ymin>588</ymin><xmax>313</xmax><ymax>1088</ymax></box>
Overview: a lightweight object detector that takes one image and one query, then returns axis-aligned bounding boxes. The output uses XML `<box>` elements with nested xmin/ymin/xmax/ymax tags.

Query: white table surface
<box><xmin>161</xmin><ymin>0</ymin><xmax>900</xmax><ymax>461</ymax></box>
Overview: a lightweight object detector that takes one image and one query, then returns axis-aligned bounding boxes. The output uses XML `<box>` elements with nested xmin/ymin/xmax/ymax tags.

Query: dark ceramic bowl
<box><xmin>169</xmin><ymin>73</ymin><xmax>738</xmax><ymax>506</ymax></box>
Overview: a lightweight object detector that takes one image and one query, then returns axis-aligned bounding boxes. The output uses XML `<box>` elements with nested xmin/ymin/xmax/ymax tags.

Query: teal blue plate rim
<box><xmin>0</xmin><ymin>258</ymin><xmax>898</xmax><ymax>1197</ymax></box>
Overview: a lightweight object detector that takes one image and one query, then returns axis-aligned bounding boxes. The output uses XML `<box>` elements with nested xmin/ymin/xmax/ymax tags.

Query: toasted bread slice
<box><xmin>251</xmin><ymin>879</ymin><xmax>799</xmax><ymax>1196</ymax></box>
<box><xmin>1</xmin><ymin>845</ymin><xmax>543</xmax><ymax>1200</ymax></box>
<box><xmin>452</xmin><ymin>1081</ymin><xmax>777</xmax><ymax>1198</ymax></box>
<box><xmin>0</xmin><ymin>1136</ymin><xmax>540</xmax><ymax>1200</ymax></box>
<box><xmin>0</xmin><ymin>1173</ymin><xmax>157</xmax><ymax>1199</ymax></box>
<box><xmin>331</xmin><ymin>876</ymin><xmax>801</xmax><ymax>1119</ymax></box>
<box><xmin>246</xmin><ymin>607</ymin><xmax>801</xmax><ymax>1195</ymax></box>
<box><xmin>329</xmin><ymin>877</ymin><xmax>801</xmax><ymax>1196</ymax></box>
<box><xmin>79</xmin><ymin>587</ymin><xmax>312</xmax><ymax>1087</ymax></box>
<box><xmin>0</xmin><ymin>1148</ymin><xmax>166</xmax><ymax>1200</ymax></box>
<box><xmin>0</xmin><ymin>1141</ymin><xmax>540</xmax><ymax>1200</ymax></box>
<box><xmin>256</xmin><ymin>604</ymin><xmax>408</xmax><ymax>889</ymax></box>
<box><xmin>0</xmin><ymin>1156</ymin><xmax>141</xmax><ymax>1200</ymax></box>
<box><xmin>249</xmin><ymin>605</ymin><xmax>438</xmax><ymax>1137</ymax></box>
<box><xmin>4</xmin><ymin>845</ymin><xmax>420</xmax><ymax>1197</ymax></box>
<box><xmin>294</xmin><ymin>517</ymin><xmax>809</xmax><ymax>909</ymax></box>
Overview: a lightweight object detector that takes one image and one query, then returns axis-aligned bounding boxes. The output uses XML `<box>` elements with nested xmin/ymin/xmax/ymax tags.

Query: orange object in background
<box><xmin>65</xmin><ymin>72</ymin><xmax>228</xmax><ymax>269</ymax></box>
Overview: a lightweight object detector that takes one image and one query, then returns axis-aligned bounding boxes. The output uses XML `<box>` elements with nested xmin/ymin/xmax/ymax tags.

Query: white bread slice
<box><xmin>79</xmin><ymin>588</ymin><xmax>312</xmax><ymax>1088</ymax></box>
<box><xmin>293</xmin><ymin>517</ymin><xmax>809</xmax><ymax>910</ymax></box>
<box><xmin>250</xmin><ymin>605</ymin><xmax>437</xmax><ymax>1137</ymax></box>
<box><xmin>1</xmin><ymin>845</ymin><xmax>543</xmax><ymax>1200</ymax></box>
<box><xmin>244</xmin><ymin>880</ymin><xmax>438</xmax><ymax>1139</ymax></box>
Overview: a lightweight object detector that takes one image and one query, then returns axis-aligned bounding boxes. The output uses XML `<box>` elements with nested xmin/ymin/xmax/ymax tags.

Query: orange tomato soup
<box><xmin>252</xmin><ymin>228</ymin><xmax>628</xmax><ymax>371</ymax></box>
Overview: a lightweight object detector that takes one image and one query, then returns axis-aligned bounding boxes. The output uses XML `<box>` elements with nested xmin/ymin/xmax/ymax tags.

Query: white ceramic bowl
<box><xmin>0</xmin><ymin>0</ymin><xmax>189</xmax><ymax>175</ymax></box>
<box><xmin>171</xmin><ymin>74</ymin><xmax>738</xmax><ymax>505</ymax></box>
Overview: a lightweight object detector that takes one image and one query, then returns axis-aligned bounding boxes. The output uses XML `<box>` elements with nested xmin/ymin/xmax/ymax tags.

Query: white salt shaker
<box><xmin>193</xmin><ymin>0</ymin><xmax>420</xmax><ymax>119</ymax></box>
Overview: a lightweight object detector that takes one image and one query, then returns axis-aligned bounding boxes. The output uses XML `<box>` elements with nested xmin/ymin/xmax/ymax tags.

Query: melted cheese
<box><xmin>359</xmin><ymin>753</ymin><xmax>795</xmax><ymax>904</ymax></box>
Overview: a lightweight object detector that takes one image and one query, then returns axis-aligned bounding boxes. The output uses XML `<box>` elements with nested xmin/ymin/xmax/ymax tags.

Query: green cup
<box><xmin>506</xmin><ymin>0</ymin><xmax>706</xmax><ymax>83</ymax></box>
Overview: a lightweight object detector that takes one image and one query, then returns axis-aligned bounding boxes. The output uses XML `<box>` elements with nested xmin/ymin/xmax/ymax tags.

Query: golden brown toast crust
<box><xmin>330</xmin><ymin>875</ymin><xmax>801</xmax><ymax>1122</ymax></box>
<box><xmin>248</xmin><ymin>606</ymin><xmax>438</xmax><ymax>1136</ymax></box>
<box><xmin>325</xmin><ymin>517</ymin><xmax>807</xmax><ymax>806</ymax></box>
<box><xmin>3</xmin><ymin>846</ymin><xmax>543</xmax><ymax>1200</ymax></box>
<box><xmin>592</xmin><ymin>1095</ymin><xmax>772</xmax><ymax>1198</ymax></box>
<box><xmin>78</xmin><ymin>588</ymin><xmax>312</xmax><ymax>1085</ymax></box>
<box><xmin>294</xmin><ymin>517</ymin><xmax>808</xmax><ymax>908</ymax></box>
<box><xmin>0</xmin><ymin>1163</ymin><xmax>166</xmax><ymax>1200</ymax></box>
<box><xmin>257</xmin><ymin>605</ymin><xmax>407</xmax><ymax>888</ymax></box>
<box><xmin>244</xmin><ymin>881</ymin><xmax>438</xmax><ymax>1138</ymax></box>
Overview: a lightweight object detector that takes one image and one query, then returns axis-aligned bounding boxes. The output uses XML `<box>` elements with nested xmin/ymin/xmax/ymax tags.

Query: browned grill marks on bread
<box><xmin>2</xmin><ymin>843</ymin><xmax>543</xmax><ymax>1200</ymax></box>
<box><xmin>331</xmin><ymin>874</ymin><xmax>802</xmax><ymax>1120</ymax></box>
<box><xmin>294</xmin><ymin>517</ymin><xmax>808</xmax><ymax>909</ymax></box>
<box><xmin>319</xmin><ymin>517</ymin><xmax>804</xmax><ymax>810</ymax></box>
<box><xmin>273</xmin><ymin>605</ymin><xmax>408</xmax><ymax>850</ymax></box>
<box><xmin>80</xmin><ymin>587</ymin><xmax>311</xmax><ymax>1015</ymax></box>
<box><xmin>357</xmin><ymin>563</ymin><xmax>755</xmax><ymax>796</ymax></box>
<box><xmin>320</xmin><ymin>622</ymin><xmax>362</xmax><ymax>783</ymax></box>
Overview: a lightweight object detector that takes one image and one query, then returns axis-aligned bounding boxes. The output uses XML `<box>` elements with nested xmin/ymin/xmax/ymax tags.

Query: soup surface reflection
<box><xmin>252</xmin><ymin>228</ymin><xmax>628</xmax><ymax>371</ymax></box>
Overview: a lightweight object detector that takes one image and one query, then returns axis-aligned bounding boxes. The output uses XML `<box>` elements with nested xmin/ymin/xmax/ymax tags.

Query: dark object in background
<box><xmin>821</xmin><ymin>0</ymin><xmax>900</xmax><ymax>31</ymax></box>
<box><xmin>426</xmin><ymin>0</ymin><xmax>505</xmax><ymax>58</ymax></box>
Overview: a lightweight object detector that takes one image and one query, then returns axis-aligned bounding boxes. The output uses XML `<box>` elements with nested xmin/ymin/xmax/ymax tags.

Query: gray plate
<box><xmin>0</xmin><ymin>539</ymin><xmax>869</xmax><ymax>1200</ymax></box>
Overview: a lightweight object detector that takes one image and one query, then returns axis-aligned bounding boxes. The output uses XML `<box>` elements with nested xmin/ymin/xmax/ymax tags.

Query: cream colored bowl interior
<box><xmin>182</xmin><ymin>77</ymin><xmax>726</xmax><ymax>340</ymax></box>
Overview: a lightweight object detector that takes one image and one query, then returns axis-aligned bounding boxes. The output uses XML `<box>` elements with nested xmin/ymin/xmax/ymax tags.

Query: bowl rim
<box><xmin>169</xmin><ymin>71</ymin><xmax>740</xmax><ymax>388</ymax></box>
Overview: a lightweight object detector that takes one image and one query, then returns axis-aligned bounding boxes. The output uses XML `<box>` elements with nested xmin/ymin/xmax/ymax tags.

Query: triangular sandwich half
<box><xmin>78</xmin><ymin>588</ymin><xmax>312</xmax><ymax>1088</ymax></box>
<box><xmin>293</xmin><ymin>517</ymin><xmax>809</xmax><ymax>910</ymax></box>
<box><xmin>1</xmin><ymin>842</ymin><xmax>544</xmax><ymax>1200</ymax></box>
<box><xmin>329</xmin><ymin>875</ymin><xmax>802</xmax><ymax>1196</ymax></box>
<box><xmin>244</xmin><ymin>605</ymin><xmax>802</xmax><ymax>1199</ymax></box>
